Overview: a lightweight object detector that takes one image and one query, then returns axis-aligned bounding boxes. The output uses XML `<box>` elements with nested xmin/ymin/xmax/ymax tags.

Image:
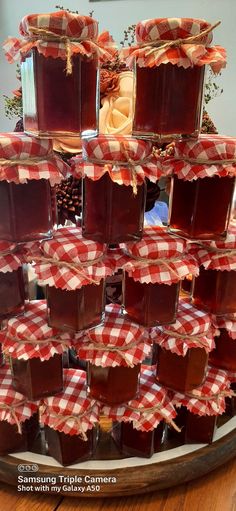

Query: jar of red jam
<box><xmin>0</xmin><ymin>365</ymin><xmax>40</xmax><ymax>455</ymax></box>
<box><xmin>119</xmin><ymin>227</ymin><xmax>199</xmax><ymax>327</ymax></box>
<box><xmin>71</xmin><ymin>135</ymin><xmax>161</xmax><ymax>244</ymax></box>
<box><xmin>3</xmin><ymin>11</ymin><xmax>110</xmax><ymax>138</ymax></box>
<box><xmin>122</xmin><ymin>19</ymin><xmax>226</xmax><ymax>142</ymax></box>
<box><xmin>76</xmin><ymin>304</ymin><xmax>151</xmax><ymax>405</ymax></box>
<box><xmin>166</xmin><ymin>136</ymin><xmax>236</xmax><ymax>240</ymax></box>
<box><xmin>0</xmin><ymin>301</ymin><xmax>74</xmax><ymax>400</ymax></box>
<box><xmin>41</xmin><ymin>369</ymin><xmax>100</xmax><ymax>466</ymax></box>
<box><xmin>154</xmin><ymin>298</ymin><xmax>215</xmax><ymax>392</ymax></box>
<box><xmin>28</xmin><ymin>227</ymin><xmax>113</xmax><ymax>332</ymax></box>
<box><xmin>0</xmin><ymin>241</ymin><xmax>25</xmax><ymax>319</ymax></box>
<box><xmin>0</xmin><ymin>133</ymin><xmax>68</xmax><ymax>242</ymax></box>
<box><xmin>170</xmin><ymin>366</ymin><xmax>232</xmax><ymax>443</ymax></box>
<box><xmin>192</xmin><ymin>226</ymin><xmax>236</xmax><ymax>314</ymax></box>
<box><xmin>210</xmin><ymin>315</ymin><xmax>236</xmax><ymax>371</ymax></box>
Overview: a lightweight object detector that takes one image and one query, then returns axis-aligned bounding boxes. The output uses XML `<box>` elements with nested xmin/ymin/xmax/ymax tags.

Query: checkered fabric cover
<box><xmin>76</xmin><ymin>304</ymin><xmax>151</xmax><ymax>367</ymax></box>
<box><xmin>0</xmin><ymin>300</ymin><xmax>75</xmax><ymax>361</ymax></box>
<box><xmin>159</xmin><ymin>135</ymin><xmax>236</xmax><ymax>181</ymax></box>
<box><xmin>102</xmin><ymin>366</ymin><xmax>177</xmax><ymax>432</ymax></box>
<box><xmin>0</xmin><ymin>241</ymin><xmax>23</xmax><ymax>273</ymax></box>
<box><xmin>28</xmin><ymin>227</ymin><xmax>115</xmax><ymax>290</ymax></box>
<box><xmin>121</xmin><ymin>18</ymin><xmax>226</xmax><ymax>72</ymax></box>
<box><xmin>71</xmin><ymin>135</ymin><xmax>161</xmax><ymax>186</ymax></box>
<box><xmin>3</xmin><ymin>11</ymin><xmax>111</xmax><ymax>64</ymax></box>
<box><xmin>212</xmin><ymin>314</ymin><xmax>236</xmax><ymax>340</ymax></box>
<box><xmin>151</xmin><ymin>298</ymin><xmax>216</xmax><ymax>356</ymax></box>
<box><xmin>225</xmin><ymin>369</ymin><xmax>236</xmax><ymax>383</ymax></box>
<box><xmin>40</xmin><ymin>368</ymin><xmax>100</xmax><ymax>436</ymax></box>
<box><xmin>0</xmin><ymin>365</ymin><xmax>38</xmax><ymax>426</ymax></box>
<box><xmin>192</xmin><ymin>225</ymin><xmax>236</xmax><ymax>271</ymax></box>
<box><xmin>115</xmin><ymin>227</ymin><xmax>199</xmax><ymax>284</ymax></box>
<box><xmin>0</xmin><ymin>133</ymin><xmax>68</xmax><ymax>185</ymax></box>
<box><xmin>170</xmin><ymin>366</ymin><xmax>232</xmax><ymax>416</ymax></box>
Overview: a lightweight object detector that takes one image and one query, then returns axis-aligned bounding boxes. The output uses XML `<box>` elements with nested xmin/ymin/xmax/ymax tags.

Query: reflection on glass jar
<box><xmin>0</xmin><ymin>267</ymin><xmax>25</xmax><ymax>320</ymax></box>
<box><xmin>193</xmin><ymin>267</ymin><xmax>236</xmax><ymax>315</ymax></box>
<box><xmin>87</xmin><ymin>363</ymin><xmax>141</xmax><ymax>405</ymax></box>
<box><xmin>11</xmin><ymin>354</ymin><xmax>63</xmax><ymax>400</ymax></box>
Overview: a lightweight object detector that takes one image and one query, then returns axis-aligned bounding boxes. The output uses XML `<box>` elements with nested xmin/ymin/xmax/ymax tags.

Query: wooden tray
<box><xmin>0</xmin><ymin>417</ymin><xmax>235</xmax><ymax>497</ymax></box>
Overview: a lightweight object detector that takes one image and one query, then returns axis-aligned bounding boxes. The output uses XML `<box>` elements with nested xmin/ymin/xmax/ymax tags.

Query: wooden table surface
<box><xmin>0</xmin><ymin>457</ymin><xmax>236</xmax><ymax>511</ymax></box>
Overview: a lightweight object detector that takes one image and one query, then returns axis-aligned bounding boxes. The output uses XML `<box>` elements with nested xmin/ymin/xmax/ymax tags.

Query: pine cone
<box><xmin>201</xmin><ymin>110</ymin><xmax>218</xmax><ymax>134</ymax></box>
<box><xmin>55</xmin><ymin>176</ymin><xmax>82</xmax><ymax>226</ymax></box>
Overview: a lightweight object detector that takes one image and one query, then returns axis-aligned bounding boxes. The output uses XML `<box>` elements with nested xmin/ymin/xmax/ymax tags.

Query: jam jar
<box><xmin>71</xmin><ymin>135</ymin><xmax>161</xmax><ymax>244</ymax></box>
<box><xmin>0</xmin><ymin>242</ymin><xmax>25</xmax><ymax>320</ymax></box>
<box><xmin>29</xmin><ymin>227</ymin><xmax>111</xmax><ymax>333</ymax></box>
<box><xmin>154</xmin><ymin>299</ymin><xmax>214</xmax><ymax>392</ymax></box>
<box><xmin>7</xmin><ymin>11</ymin><xmax>102</xmax><ymax>138</ymax></box>
<box><xmin>192</xmin><ymin>226</ymin><xmax>236</xmax><ymax>315</ymax></box>
<box><xmin>167</xmin><ymin>136</ymin><xmax>236</xmax><ymax>240</ymax></box>
<box><xmin>125</xmin><ymin>18</ymin><xmax>226</xmax><ymax>141</ymax></box>
<box><xmin>112</xmin><ymin>421</ymin><xmax>164</xmax><ymax>458</ymax></box>
<box><xmin>120</xmin><ymin>227</ymin><xmax>198</xmax><ymax>327</ymax></box>
<box><xmin>1</xmin><ymin>301</ymin><xmax>72</xmax><ymax>400</ymax></box>
<box><xmin>0</xmin><ymin>133</ymin><xmax>68</xmax><ymax>242</ymax></box>
<box><xmin>41</xmin><ymin>369</ymin><xmax>100</xmax><ymax>466</ymax></box>
<box><xmin>210</xmin><ymin>315</ymin><xmax>236</xmax><ymax>371</ymax></box>
<box><xmin>76</xmin><ymin>304</ymin><xmax>151</xmax><ymax>405</ymax></box>
<box><xmin>169</xmin><ymin>405</ymin><xmax>217</xmax><ymax>444</ymax></box>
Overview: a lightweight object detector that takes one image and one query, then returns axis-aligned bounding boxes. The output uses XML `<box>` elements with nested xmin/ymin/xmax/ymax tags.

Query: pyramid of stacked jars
<box><xmin>0</xmin><ymin>10</ymin><xmax>235</xmax><ymax>467</ymax></box>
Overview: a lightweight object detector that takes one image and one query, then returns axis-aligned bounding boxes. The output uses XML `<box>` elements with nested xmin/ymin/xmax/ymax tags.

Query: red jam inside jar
<box><xmin>21</xmin><ymin>50</ymin><xmax>98</xmax><ymax>137</ymax></box>
<box><xmin>0</xmin><ymin>179</ymin><xmax>55</xmax><ymax>242</ymax></box>
<box><xmin>133</xmin><ymin>64</ymin><xmax>205</xmax><ymax>140</ymax></box>
<box><xmin>168</xmin><ymin>406</ymin><xmax>217</xmax><ymax>444</ymax></box>
<box><xmin>82</xmin><ymin>174</ymin><xmax>146</xmax><ymax>243</ymax></box>
<box><xmin>156</xmin><ymin>345</ymin><xmax>208</xmax><ymax>392</ymax></box>
<box><xmin>45</xmin><ymin>425</ymin><xmax>98</xmax><ymax>466</ymax></box>
<box><xmin>0</xmin><ymin>267</ymin><xmax>25</xmax><ymax>319</ymax></box>
<box><xmin>209</xmin><ymin>329</ymin><xmax>236</xmax><ymax>371</ymax></box>
<box><xmin>87</xmin><ymin>363</ymin><xmax>141</xmax><ymax>405</ymax></box>
<box><xmin>169</xmin><ymin>175</ymin><xmax>235</xmax><ymax>240</ymax></box>
<box><xmin>11</xmin><ymin>354</ymin><xmax>63</xmax><ymax>400</ymax></box>
<box><xmin>124</xmin><ymin>273</ymin><xmax>180</xmax><ymax>327</ymax></box>
<box><xmin>47</xmin><ymin>281</ymin><xmax>104</xmax><ymax>333</ymax></box>
<box><xmin>193</xmin><ymin>267</ymin><xmax>236</xmax><ymax>315</ymax></box>
<box><xmin>112</xmin><ymin>420</ymin><xmax>164</xmax><ymax>458</ymax></box>
<box><xmin>0</xmin><ymin>412</ymin><xmax>40</xmax><ymax>455</ymax></box>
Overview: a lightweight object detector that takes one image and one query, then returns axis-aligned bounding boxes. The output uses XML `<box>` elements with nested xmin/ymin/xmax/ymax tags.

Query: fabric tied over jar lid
<box><xmin>27</xmin><ymin>227</ymin><xmax>115</xmax><ymax>290</ymax></box>
<box><xmin>3</xmin><ymin>10</ymin><xmax>113</xmax><ymax>74</ymax></box>
<box><xmin>121</xmin><ymin>18</ymin><xmax>226</xmax><ymax>72</ymax></box>
<box><xmin>116</xmin><ymin>227</ymin><xmax>199</xmax><ymax>284</ymax></box>
<box><xmin>0</xmin><ymin>241</ymin><xmax>23</xmax><ymax>273</ymax></box>
<box><xmin>171</xmin><ymin>366</ymin><xmax>233</xmax><ymax>416</ymax></box>
<box><xmin>40</xmin><ymin>369</ymin><xmax>100</xmax><ymax>438</ymax></box>
<box><xmin>76</xmin><ymin>304</ymin><xmax>151</xmax><ymax>367</ymax></box>
<box><xmin>0</xmin><ymin>133</ymin><xmax>68</xmax><ymax>185</ymax></box>
<box><xmin>158</xmin><ymin>135</ymin><xmax>236</xmax><ymax>181</ymax></box>
<box><xmin>102</xmin><ymin>366</ymin><xmax>178</xmax><ymax>432</ymax></box>
<box><xmin>71</xmin><ymin>135</ymin><xmax>161</xmax><ymax>194</ymax></box>
<box><xmin>0</xmin><ymin>365</ymin><xmax>38</xmax><ymax>433</ymax></box>
<box><xmin>212</xmin><ymin>314</ymin><xmax>236</xmax><ymax>340</ymax></box>
<box><xmin>0</xmin><ymin>300</ymin><xmax>75</xmax><ymax>361</ymax></box>
<box><xmin>151</xmin><ymin>298</ymin><xmax>216</xmax><ymax>356</ymax></box>
<box><xmin>192</xmin><ymin>225</ymin><xmax>236</xmax><ymax>271</ymax></box>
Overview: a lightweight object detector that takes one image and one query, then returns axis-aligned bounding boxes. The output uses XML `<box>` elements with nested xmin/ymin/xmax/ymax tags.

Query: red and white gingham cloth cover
<box><xmin>225</xmin><ymin>369</ymin><xmax>236</xmax><ymax>384</ymax></box>
<box><xmin>71</xmin><ymin>135</ymin><xmax>162</xmax><ymax>186</ymax></box>
<box><xmin>102</xmin><ymin>366</ymin><xmax>177</xmax><ymax>432</ymax></box>
<box><xmin>27</xmin><ymin>227</ymin><xmax>115</xmax><ymax>290</ymax></box>
<box><xmin>170</xmin><ymin>366</ymin><xmax>232</xmax><ymax>416</ymax></box>
<box><xmin>121</xmin><ymin>18</ymin><xmax>226</xmax><ymax>72</ymax></box>
<box><xmin>192</xmin><ymin>225</ymin><xmax>236</xmax><ymax>271</ymax></box>
<box><xmin>3</xmin><ymin>11</ymin><xmax>112</xmax><ymax>64</ymax></box>
<box><xmin>0</xmin><ymin>300</ymin><xmax>75</xmax><ymax>361</ymax></box>
<box><xmin>114</xmin><ymin>227</ymin><xmax>199</xmax><ymax>284</ymax></box>
<box><xmin>151</xmin><ymin>298</ymin><xmax>216</xmax><ymax>356</ymax></box>
<box><xmin>75</xmin><ymin>304</ymin><xmax>151</xmax><ymax>367</ymax></box>
<box><xmin>0</xmin><ymin>133</ymin><xmax>68</xmax><ymax>185</ymax></box>
<box><xmin>212</xmin><ymin>313</ymin><xmax>236</xmax><ymax>340</ymax></box>
<box><xmin>0</xmin><ymin>365</ymin><xmax>38</xmax><ymax>426</ymax></box>
<box><xmin>0</xmin><ymin>241</ymin><xmax>23</xmax><ymax>273</ymax></box>
<box><xmin>159</xmin><ymin>135</ymin><xmax>236</xmax><ymax>181</ymax></box>
<box><xmin>40</xmin><ymin>368</ymin><xmax>100</xmax><ymax>436</ymax></box>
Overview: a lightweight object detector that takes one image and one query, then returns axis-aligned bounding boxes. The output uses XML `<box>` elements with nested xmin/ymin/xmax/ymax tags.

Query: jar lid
<box><xmin>71</xmin><ymin>134</ymin><xmax>161</xmax><ymax>187</ymax></box>
<box><xmin>0</xmin><ymin>133</ymin><xmax>68</xmax><ymax>185</ymax></box>
<box><xmin>116</xmin><ymin>227</ymin><xmax>199</xmax><ymax>284</ymax></box>
<box><xmin>151</xmin><ymin>298</ymin><xmax>215</xmax><ymax>355</ymax></box>
<box><xmin>28</xmin><ymin>227</ymin><xmax>114</xmax><ymax>290</ymax></box>
<box><xmin>102</xmin><ymin>366</ymin><xmax>177</xmax><ymax>432</ymax></box>
<box><xmin>136</xmin><ymin>18</ymin><xmax>213</xmax><ymax>44</ymax></box>
<box><xmin>0</xmin><ymin>241</ymin><xmax>22</xmax><ymax>273</ymax></box>
<box><xmin>193</xmin><ymin>225</ymin><xmax>236</xmax><ymax>271</ymax></box>
<box><xmin>171</xmin><ymin>366</ymin><xmax>232</xmax><ymax>416</ymax></box>
<box><xmin>212</xmin><ymin>314</ymin><xmax>236</xmax><ymax>340</ymax></box>
<box><xmin>40</xmin><ymin>369</ymin><xmax>100</xmax><ymax>437</ymax></box>
<box><xmin>19</xmin><ymin>11</ymin><xmax>98</xmax><ymax>40</ymax></box>
<box><xmin>161</xmin><ymin>135</ymin><xmax>236</xmax><ymax>181</ymax></box>
<box><xmin>0</xmin><ymin>365</ymin><xmax>38</xmax><ymax>429</ymax></box>
<box><xmin>1</xmin><ymin>300</ymin><xmax>74</xmax><ymax>360</ymax></box>
<box><xmin>76</xmin><ymin>304</ymin><xmax>151</xmax><ymax>367</ymax></box>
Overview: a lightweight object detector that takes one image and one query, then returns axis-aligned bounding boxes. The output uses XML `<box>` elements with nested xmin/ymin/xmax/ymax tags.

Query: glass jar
<box><xmin>45</xmin><ymin>424</ymin><xmax>98</xmax><ymax>466</ymax></box>
<box><xmin>0</xmin><ymin>267</ymin><xmax>25</xmax><ymax>320</ymax></box>
<box><xmin>193</xmin><ymin>267</ymin><xmax>236</xmax><ymax>315</ymax></box>
<box><xmin>209</xmin><ymin>329</ymin><xmax>236</xmax><ymax>371</ymax></box>
<box><xmin>112</xmin><ymin>420</ymin><xmax>164</xmax><ymax>458</ymax></box>
<box><xmin>87</xmin><ymin>363</ymin><xmax>141</xmax><ymax>405</ymax></box>
<box><xmin>11</xmin><ymin>354</ymin><xmax>63</xmax><ymax>400</ymax></box>
<box><xmin>168</xmin><ymin>406</ymin><xmax>217</xmax><ymax>444</ymax></box>
<box><xmin>0</xmin><ymin>412</ymin><xmax>40</xmax><ymax>455</ymax></box>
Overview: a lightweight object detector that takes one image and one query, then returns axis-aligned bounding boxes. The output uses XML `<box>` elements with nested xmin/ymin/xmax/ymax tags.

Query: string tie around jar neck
<box><xmin>160</xmin><ymin>328</ymin><xmax>211</xmax><ymax>348</ymax></box>
<box><xmin>127</xmin><ymin>401</ymin><xmax>181</xmax><ymax>432</ymax></box>
<box><xmin>0</xmin><ymin>153</ymin><xmax>57</xmax><ymax>167</ymax></box>
<box><xmin>195</xmin><ymin>244</ymin><xmax>236</xmax><ymax>259</ymax></box>
<box><xmin>184</xmin><ymin>389</ymin><xmax>236</xmax><ymax>412</ymax></box>
<box><xmin>122</xmin><ymin>249</ymin><xmax>182</xmax><ymax>280</ymax></box>
<box><xmin>0</xmin><ymin>401</ymin><xmax>28</xmax><ymax>434</ymax></box>
<box><xmin>85</xmin><ymin>339</ymin><xmax>146</xmax><ymax>366</ymax></box>
<box><xmin>3</xmin><ymin>334</ymin><xmax>71</xmax><ymax>351</ymax></box>
<box><xmin>40</xmin><ymin>405</ymin><xmax>95</xmax><ymax>441</ymax></box>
